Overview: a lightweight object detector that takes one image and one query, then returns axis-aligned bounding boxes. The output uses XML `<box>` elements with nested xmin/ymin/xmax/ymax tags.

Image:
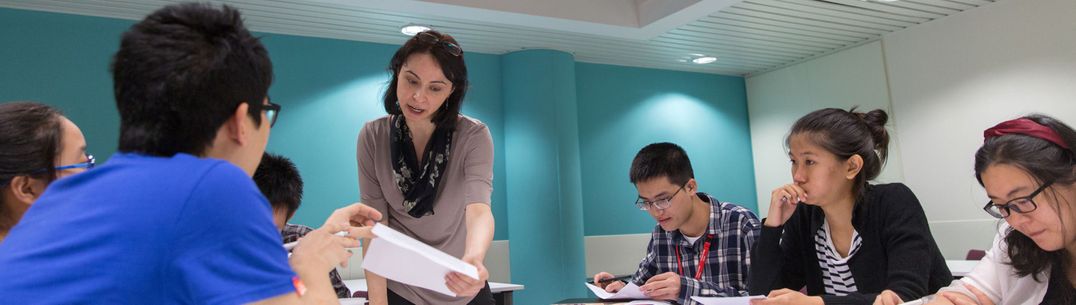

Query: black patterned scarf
<box><xmin>389</xmin><ymin>115</ymin><xmax>453</xmax><ymax>218</ymax></box>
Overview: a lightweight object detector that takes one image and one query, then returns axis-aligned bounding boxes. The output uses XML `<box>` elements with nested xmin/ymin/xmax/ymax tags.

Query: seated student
<box><xmin>925</xmin><ymin>115</ymin><xmax>1076</xmax><ymax>305</ymax></box>
<box><xmin>591</xmin><ymin>142</ymin><xmax>761</xmax><ymax>305</ymax></box>
<box><xmin>254</xmin><ymin>152</ymin><xmax>351</xmax><ymax>298</ymax></box>
<box><xmin>0</xmin><ymin>3</ymin><xmax>381</xmax><ymax>304</ymax></box>
<box><xmin>0</xmin><ymin>102</ymin><xmax>92</xmax><ymax>243</ymax></box>
<box><xmin>749</xmin><ymin>108</ymin><xmax>951</xmax><ymax>305</ymax></box>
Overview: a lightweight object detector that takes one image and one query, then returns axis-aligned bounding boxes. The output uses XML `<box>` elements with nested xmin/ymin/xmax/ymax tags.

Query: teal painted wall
<box><xmin>0</xmin><ymin>8</ymin><xmax>509</xmax><ymax>240</ymax></box>
<box><xmin>576</xmin><ymin>62</ymin><xmax>757</xmax><ymax>236</ymax></box>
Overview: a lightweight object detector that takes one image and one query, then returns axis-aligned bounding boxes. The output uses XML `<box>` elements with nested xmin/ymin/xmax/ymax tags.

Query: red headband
<box><xmin>984</xmin><ymin>118</ymin><xmax>1070</xmax><ymax>149</ymax></box>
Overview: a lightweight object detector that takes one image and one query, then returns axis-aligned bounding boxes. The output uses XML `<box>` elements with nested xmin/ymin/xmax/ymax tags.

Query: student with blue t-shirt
<box><xmin>0</xmin><ymin>3</ymin><xmax>382</xmax><ymax>304</ymax></box>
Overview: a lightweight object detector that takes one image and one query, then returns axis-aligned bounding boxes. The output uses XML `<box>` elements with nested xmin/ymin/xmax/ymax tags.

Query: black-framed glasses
<box><xmin>983</xmin><ymin>180</ymin><xmax>1053</xmax><ymax>218</ymax></box>
<box><xmin>256</xmin><ymin>98</ymin><xmax>281</xmax><ymax>127</ymax></box>
<box><xmin>415</xmin><ymin>31</ymin><xmax>463</xmax><ymax>57</ymax></box>
<box><xmin>635</xmin><ymin>184</ymin><xmax>686</xmax><ymax>211</ymax></box>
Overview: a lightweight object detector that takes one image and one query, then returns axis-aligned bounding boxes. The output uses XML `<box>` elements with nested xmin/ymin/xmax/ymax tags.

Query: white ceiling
<box><xmin>0</xmin><ymin>0</ymin><xmax>999</xmax><ymax>76</ymax></box>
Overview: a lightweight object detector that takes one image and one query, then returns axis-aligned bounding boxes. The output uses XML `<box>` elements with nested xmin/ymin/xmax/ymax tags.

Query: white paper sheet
<box><xmin>361</xmin><ymin>224</ymin><xmax>479</xmax><ymax>297</ymax></box>
<box><xmin>625</xmin><ymin>300</ymin><xmax>672</xmax><ymax>305</ymax></box>
<box><xmin>690</xmin><ymin>296</ymin><xmax>766</xmax><ymax>305</ymax></box>
<box><xmin>585</xmin><ymin>282</ymin><xmax>648</xmax><ymax>300</ymax></box>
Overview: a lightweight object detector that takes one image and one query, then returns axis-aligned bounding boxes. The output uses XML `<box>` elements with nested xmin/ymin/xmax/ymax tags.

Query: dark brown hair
<box><xmin>381</xmin><ymin>30</ymin><xmax>468</xmax><ymax>129</ymax></box>
<box><xmin>787</xmin><ymin>107</ymin><xmax>890</xmax><ymax>199</ymax></box>
<box><xmin>0</xmin><ymin>101</ymin><xmax>64</xmax><ymax>192</ymax></box>
<box><xmin>974</xmin><ymin>114</ymin><xmax>1076</xmax><ymax>288</ymax></box>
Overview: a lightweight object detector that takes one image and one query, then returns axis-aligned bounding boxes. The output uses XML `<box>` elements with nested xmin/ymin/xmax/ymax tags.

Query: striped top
<box><xmin>814</xmin><ymin>219</ymin><xmax>863</xmax><ymax>296</ymax></box>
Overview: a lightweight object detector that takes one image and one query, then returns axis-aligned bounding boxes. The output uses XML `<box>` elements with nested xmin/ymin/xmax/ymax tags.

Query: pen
<box><xmin>586</xmin><ymin>275</ymin><xmax>631</xmax><ymax>284</ymax></box>
<box><xmin>283</xmin><ymin>231</ymin><xmax>350</xmax><ymax>252</ymax></box>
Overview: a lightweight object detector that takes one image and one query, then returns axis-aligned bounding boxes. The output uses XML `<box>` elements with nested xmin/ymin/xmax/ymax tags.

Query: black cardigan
<box><xmin>748</xmin><ymin>183</ymin><xmax>952</xmax><ymax>305</ymax></box>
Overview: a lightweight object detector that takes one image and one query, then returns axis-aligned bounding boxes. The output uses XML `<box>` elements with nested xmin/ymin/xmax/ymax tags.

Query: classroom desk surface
<box><xmin>343</xmin><ymin>279</ymin><xmax>524</xmax><ymax>305</ymax></box>
<box><xmin>339</xmin><ymin>298</ymin><xmax>366</xmax><ymax>305</ymax></box>
<box><xmin>946</xmin><ymin>259</ymin><xmax>979</xmax><ymax>278</ymax></box>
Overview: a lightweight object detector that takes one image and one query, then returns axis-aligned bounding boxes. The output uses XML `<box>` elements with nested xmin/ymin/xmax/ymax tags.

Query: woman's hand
<box><xmin>873</xmin><ymin>289</ymin><xmax>903</xmax><ymax>305</ymax></box>
<box><xmin>751</xmin><ymin>289</ymin><xmax>823</xmax><ymax>305</ymax></box>
<box><xmin>445</xmin><ymin>256</ymin><xmax>489</xmax><ymax>297</ymax></box>
<box><xmin>765</xmin><ymin>184</ymin><xmax>807</xmax><ymax>227</ymax></box>
<box><xmin>927</xmin><ymin>284</ymin><xmax>995</xmax><ymax>305</ymax></box>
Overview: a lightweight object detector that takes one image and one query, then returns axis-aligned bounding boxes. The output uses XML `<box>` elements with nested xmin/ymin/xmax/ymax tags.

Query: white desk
<box><xmin>339</xmin><ymin>298</ymin><xmax>366</xmax><ymax>305</ymax></box>
<box><xmin>343</xmin><ymin>279</ymin><xmax>524</xmax><ymax>305</ymax></box>
<box><xmin>946</xmin><ymin>259</ymin><xmax>979</xmax><ymax>277</ymax></box>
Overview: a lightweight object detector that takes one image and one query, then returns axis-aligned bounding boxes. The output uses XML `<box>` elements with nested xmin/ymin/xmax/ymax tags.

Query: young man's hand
<box><xmin>290</xmin><ymin>222</ymin><xmax>360</xmax><ymax>273</ymax></box>
<box><xmin>592</xmin><ymin>272</ymin><xmax>626</xmax><ymax>292</ymax></box>
<box><xmin>640</xmin><ymin>272</ymin><xmax>680</xmax><ymax>300</ymax></box>
<box><xmin>323</xmin><ymin>202</ymin><xmax>383</xmax><ymax>228</ymax></box>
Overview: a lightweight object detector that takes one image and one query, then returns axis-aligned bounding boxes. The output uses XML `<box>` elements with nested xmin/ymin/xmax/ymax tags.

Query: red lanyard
<box><xmin>676</xmin><ymin>234</ymin><xmax>714</xmax><ymax>280</ymax></box>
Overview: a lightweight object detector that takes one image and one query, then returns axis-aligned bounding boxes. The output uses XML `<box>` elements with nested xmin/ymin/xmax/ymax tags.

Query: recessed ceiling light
<box><xmin>400</xmin><ymin>24</ymin><xmax>432</xmax><ymax>36</ymax></box>
<box><xmin>692</xmin><ymin>56</ymin><xmax>717</xmax><ymax>64</ymax></box>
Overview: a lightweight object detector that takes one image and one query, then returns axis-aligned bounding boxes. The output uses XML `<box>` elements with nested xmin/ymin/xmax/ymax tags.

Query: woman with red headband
<box><xmin>925</xmin><ymin>115</ymin><xmax>1076</xmax><ymax>305</ymax></box>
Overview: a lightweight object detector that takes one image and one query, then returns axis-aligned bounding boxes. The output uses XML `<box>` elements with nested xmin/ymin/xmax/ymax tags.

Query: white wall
<box><xmin>746</xmin><ymin>0</ymin><xmax>1076</xmax><ymax>259</ymax></box>
<box><xmin>747</xmin><ymin>41</ymin><xmax>904</xmax><ymax>218</ymax></box>
<box><xmin>884</xmin><ymin>0</ymin><xmax>1076</xmax><ymax>259</ymax></box>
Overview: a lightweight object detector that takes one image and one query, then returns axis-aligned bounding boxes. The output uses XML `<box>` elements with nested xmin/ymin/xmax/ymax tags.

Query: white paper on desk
<box><xmin>361</xmin><ymin>223</ymin><xmax>479</xmax><ymax>297</ymax></box>
<box><xmin>691</xmin><ymin>296</ymin><xmax>766</xmax><ymax>305</ymax></box>
<box><xmin>585</xmin><ymin>282</ymin><xmax>648</xmax><ymax>300</ymax></box>
<box><xmin>626</xmin><ymin>300</ymin><xmax>672</xmax><ymax>305</ymax></box>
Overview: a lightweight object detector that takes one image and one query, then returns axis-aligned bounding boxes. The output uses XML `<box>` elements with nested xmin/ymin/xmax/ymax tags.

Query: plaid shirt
<box><xmin>282</xmin><ymin>223</ymin><xmax>352</xmax><ymax>298</ymax></box>
<box><xmin>630</xmin><ymin>192</ymin><xmax>760</xmax><ymax>305</ymax></box>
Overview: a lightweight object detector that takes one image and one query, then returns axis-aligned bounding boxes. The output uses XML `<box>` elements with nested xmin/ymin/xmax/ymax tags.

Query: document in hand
<box><xmin>690</xmin><ymin>296</ymin><xmax>766</xmax><ymax>305</ymax></box>
<box><xmin>361</xmin><ymin>223</ymin><xmax>479</xmax><ymax>297</ymax></box>
<box><xmin>585</xmin><ymin>282</ymin><xmax>648</xmax><ymax>300</ymax></box>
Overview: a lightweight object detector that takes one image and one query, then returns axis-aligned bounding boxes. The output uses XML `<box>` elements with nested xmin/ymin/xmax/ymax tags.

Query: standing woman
<box><xmin>750</xmin><ymin>108</ymin><xmax>952</xmax><ymax>305</ymax></box>
<box><xmin>0</xmin><ymin>101</ymin><xmax>92</xmax><ymax>243</ymax></box>
<box><xmin>357</xmin><ymin>30</ymin><xmax>495</xmax><ymax>305</ymax></box>
<box><xmin>926</xmin><ymin>115</ymin><xmax>1076</xmax><ymax>305</ymax></box>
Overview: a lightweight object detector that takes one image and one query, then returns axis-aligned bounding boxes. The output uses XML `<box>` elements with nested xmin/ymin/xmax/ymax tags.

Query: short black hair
<box><xmin>0</xmin><ymin>101</ymin><xmax>64</xmax><ymax>187</ymax></box>
<box><xmin>253</xmin><ymin>152</ymin><xmax>303</xmax><ymax>218</ymax></box>
<box><xmin>111</xmin><ymin>3</ymin><xmax>272</xmax><ymax>156</ymax></box>
<box><xmin>382</xmin><ymin>30</ymin><xmax>468</xmax><ymax>129</ymax></box>
<box><xmin>629</xmin><ymin>142</ymin><xmax>695</xmax><ymax>186</ymax></box>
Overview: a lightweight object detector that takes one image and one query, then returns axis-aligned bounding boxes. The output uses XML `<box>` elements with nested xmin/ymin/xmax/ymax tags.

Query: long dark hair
<box><xmin>382</xmin><ymin>30</ymin><xmax>469</xmax><ymax>129</ymax></box>
<box><xmin>787</xmin><ymin>107</ymin><xmax>890</xmax><ymax>199</ymax></box>
<box><xmin>0</xmin><ymin>101</ymin><xmax>65</xmax><ymax>198</ymax></box>
<box><xmin>974</xmin><ymin>114</ymin><xmax>1076</xmax><ymax>285</ymax></box>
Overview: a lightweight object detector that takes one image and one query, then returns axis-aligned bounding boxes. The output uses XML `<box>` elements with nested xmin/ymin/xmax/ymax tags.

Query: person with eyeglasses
<box><xmin>356</xmin><ymin>29</ymin><xmax>495</xmax><ymax>305</ymax></box>
<box><xmin>919</xmin><ymin>115</ymin><xmax>1076</xmax><ymax>305</ymax></box>
<box><xmin>0</xmin><ymin>4</ymin><xmax>382</xmax><ymax>305</ymax></box>
<box><xmin>0</xmin><ymin>101</ymin><xmax>92</xmax><ymax>244</ymax></box>
<box><xmin>590</xmin><ymin>142</ymin><xmax>761</xmax><ymax>305</ymax></box>
<box><xmin>749</xmin><ymin>108</ymin><xmax>951</xmax><ymax>305</ymax></box>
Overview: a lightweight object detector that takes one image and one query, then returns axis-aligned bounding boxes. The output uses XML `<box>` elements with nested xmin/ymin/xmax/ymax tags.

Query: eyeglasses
<box><xmin>256</xmin><ymin>98</ymin><xmax>282</xmax><ymax>127</ymax></box>
<box><xmin>415</xmin><ymin>31</ymin><xmax>463</xmax><ymax>57</ymax></box>
<box><xmin>983</xmin><ymin>181</ymin><xmax>1053</xmax><ymax>218</ymax></box>
<box><xmin>32</xmin><ymin>153</ymin><xmax>95</xmax><ymax>174</ymax></box>
<box><xmin>635</xmin><ymin>184</ymin><xmax>686</xmax><ymax>211</ymax></box>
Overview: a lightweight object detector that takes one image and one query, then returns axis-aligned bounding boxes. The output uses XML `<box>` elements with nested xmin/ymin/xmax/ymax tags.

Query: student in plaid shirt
<box><xmin>592</xmin><ymin>143</ymin><xmax>761</xmax><ymax>305</ymax></box>
<box><xmin>254</xmin><ymin>152</ymin><xmax>352</xmax><ymax>298</ymax></box>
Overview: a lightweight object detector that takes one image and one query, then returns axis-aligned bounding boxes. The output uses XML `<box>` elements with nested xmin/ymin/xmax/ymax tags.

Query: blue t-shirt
<box><xmin>0</xmin><ymin>153</ymin><xmax>296</xmax><ymax>304</ymax></box>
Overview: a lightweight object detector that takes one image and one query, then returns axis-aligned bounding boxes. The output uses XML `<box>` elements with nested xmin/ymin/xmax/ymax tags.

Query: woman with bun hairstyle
<box><xmin>924</xmin><ymin>114</ymin><xmax>1076</xmax><ymax>305</ymax></box>
<box><xmin>749</xmin><ymin>108</ymin><xmax>952</xmax><ymax>305</ymax></box>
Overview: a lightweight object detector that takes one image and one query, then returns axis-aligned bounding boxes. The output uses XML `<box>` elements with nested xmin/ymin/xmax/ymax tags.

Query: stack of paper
<box><xmin>585</xmin><ymin>282</ymin><xmax>648</xmax><ymax>299</ymax></box>
<box><xmin>361</xmin><ymin>224</ymin><xmax>479</xmax><ymax>297</ymax></box>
